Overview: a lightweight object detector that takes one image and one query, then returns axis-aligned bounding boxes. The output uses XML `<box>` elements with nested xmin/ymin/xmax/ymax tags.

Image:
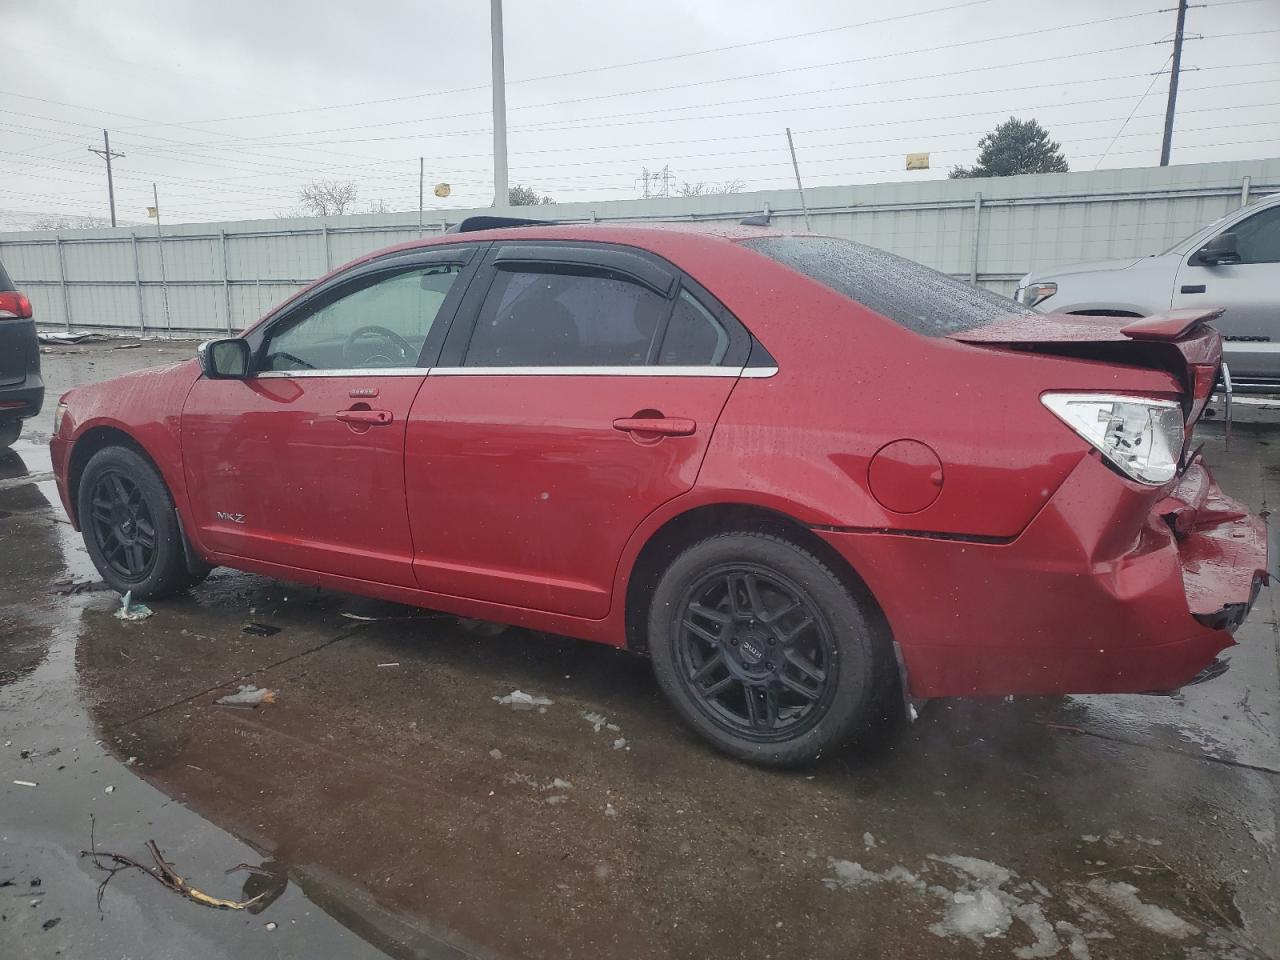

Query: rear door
<box><xmin>404</xmin><ymin>242</ymin><xmax>748</xmax><ymax>619</ymax></box>
<box><xmin>181</xmin><ymin>247</ymin><xmax>479</xmax><ymax>586</ymax></box>
<box><xmin>1172</xmin><ymin>202</ymin><xmax>1280</xmax><ymax>381</ymax></box>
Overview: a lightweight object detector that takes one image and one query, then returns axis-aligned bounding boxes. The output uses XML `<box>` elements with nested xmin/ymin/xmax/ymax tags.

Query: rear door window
<box><xmin>659</xmin><ymin>289</ymin><xmax>729</xmax><ymax>365</ymax></box>
<box><xmin>742</xmin><ymin>235</ymin><xmax>1031</xmax><ymax>337</ymax></box>
<box><xmin>464</xmin><ymin>269</ymin><xmax>667</xmax><ymax>366</ymax></box>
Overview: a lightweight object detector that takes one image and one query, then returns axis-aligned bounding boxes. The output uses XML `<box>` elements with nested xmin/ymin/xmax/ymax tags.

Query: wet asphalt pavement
<box><xmin>1</xmin><ymin>340</ymin><xmax>1276</xmax><ymax>960</ymax></box>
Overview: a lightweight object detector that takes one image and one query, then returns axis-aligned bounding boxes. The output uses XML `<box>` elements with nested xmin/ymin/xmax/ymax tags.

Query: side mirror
<box><xmin>197</xmin><ymin>338</ymin><xmax>251</xmax><ymax>380</ymax></box>
<box><xmin>1192</xmin><ymin>232</ymin><xmax>1241</xmax><ymax>267</ymax></box>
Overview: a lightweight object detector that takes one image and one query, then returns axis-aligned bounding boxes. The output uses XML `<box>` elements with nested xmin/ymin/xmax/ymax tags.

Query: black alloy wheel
<box><xmin>649</xmin><ymin>531</ymin><xmax>895</xmax><ymax>767</ymax></box>
<box><xmin>86</xmin><ymin>470</ymin><xmax>158</xmax><ymax>583</ymax></box>
<box><xmin>675</xmin><ymin>564</ymin><xmax>837</xmax><ymax>741</ymax></box>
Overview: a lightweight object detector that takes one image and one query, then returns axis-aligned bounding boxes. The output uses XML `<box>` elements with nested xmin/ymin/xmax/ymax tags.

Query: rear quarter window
<box><xmin>0</xmin><ymin>260</ymin><xmax>14</xmax><ymax>292</ymax></box>
<box><xmin>742</xmin><ymin>235</ymin><xmax>1032</xmax><ymax>337</ymax></box>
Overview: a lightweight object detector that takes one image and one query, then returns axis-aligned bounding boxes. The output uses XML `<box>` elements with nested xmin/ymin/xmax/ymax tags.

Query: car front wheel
<box><xmin>649</xmin><ymin>531</ymin><xmax>896</xmax><ymax>767</ymax></box>
<box><xmin>78</xmin><ymin>445</ymin><xmax>208</xmax><ymax>599</ymax></box>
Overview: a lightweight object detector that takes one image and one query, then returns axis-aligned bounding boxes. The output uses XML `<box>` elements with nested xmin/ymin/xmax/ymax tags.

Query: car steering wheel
<box><xmin>342</xmin><ymin>325</ymin><xmax>416</xmax><ymax>368</ymax></box>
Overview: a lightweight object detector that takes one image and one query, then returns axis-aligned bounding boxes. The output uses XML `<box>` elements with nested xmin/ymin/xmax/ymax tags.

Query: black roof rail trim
<box><xmin>447</xmin><ymin>215</ymin><xmax>561</xmax><ymax>234</ymax></box>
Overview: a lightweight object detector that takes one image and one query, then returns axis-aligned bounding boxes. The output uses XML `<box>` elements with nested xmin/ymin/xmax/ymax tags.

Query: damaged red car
<box><xmin>50</xmin><ymin>220</ymin><xmax>1275</xmax><ymax>766</ymax></box>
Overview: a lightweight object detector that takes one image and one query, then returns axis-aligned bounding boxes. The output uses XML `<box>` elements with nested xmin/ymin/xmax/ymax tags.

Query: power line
<box><xmin>110</xmin><ymin>0</ymin><xmax>1000</xmax><ymax>130</ymax></box>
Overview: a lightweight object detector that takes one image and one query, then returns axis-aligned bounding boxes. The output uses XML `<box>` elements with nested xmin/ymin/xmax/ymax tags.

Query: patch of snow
<box><xmin>1012</xmin><ymin>903</ymin><xmax>1061</xmax><ymax>958</ymax></box>
<box><xmin>488</xmin><ymin>748</ymin><xmax>503</xmax><ymax>760</ymax></box>
<box><xmin>823</xmin><ymin>860</ymin><xmax>882</xmax><ymax>889</ymax></box>
<box><xmin>928</xmin><ymin>889</ymin><xmax>1013</xmax><ymax>943</ymax></box>
<box><xmin>582</xmin><ymin>711</ymin><xmax>609</xmax><ymax>732</ymax></box>
<box><xmin>493</xmin><ymin>690</ymin><xmax>553</xmax><ymax>710</ymax></box>
<box><xmin>1085</xmin><ymin>880</ymin><xmax>1199</xmax><ymax>939</ymax></box>
<box><xmin>862</xmin><ymin>832</ymin><xmax>878</xmax><ymax>849</ymax></box>
<box><xmin>1054</xmin><ymin>921</ymin><xmax>1091</xmax><ymax>960</ymax></box>
<box><xmin>930</xmin><ymin>854</ymin><xmax>1014</xmax><ymax>887</ymax></box>
<box><xmin>612</xmin><ymin>738</ymin><xmax>627</xmax><ymax>750</ymax></box>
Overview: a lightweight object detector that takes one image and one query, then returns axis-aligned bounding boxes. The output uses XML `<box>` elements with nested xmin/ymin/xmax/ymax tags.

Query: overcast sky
<box><xmin>1</xmin><ymin>0</ymin><xmax>1276</xmax><ymax>228</ymax></box>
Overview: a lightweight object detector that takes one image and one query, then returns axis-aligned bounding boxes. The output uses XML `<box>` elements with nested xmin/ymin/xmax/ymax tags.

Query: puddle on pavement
<box><xmin>2</xmin><ymin>434</ymin><xmax>1275</xmax><ymax>960</ymax></box>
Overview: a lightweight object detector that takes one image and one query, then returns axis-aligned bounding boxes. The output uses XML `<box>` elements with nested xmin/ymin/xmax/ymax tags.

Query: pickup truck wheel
<box><xmin>78</xmin><ymin>445</ymin><xmax>207</xmax><ymax>599</ymax></box>
<box><xmin>649</xmin><ymin>531</ymin><xmax>894</xmax><ymax>768</ymax></box>
<box><xmin>0</xmin><ymin>421</ymin><xmax>19</xmax><ymax>448</ymax></box>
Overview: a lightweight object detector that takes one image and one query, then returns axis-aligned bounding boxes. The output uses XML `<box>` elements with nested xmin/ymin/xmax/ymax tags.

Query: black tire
<box><xmin>0</xmin><ymin>421</ymin><xmax>19</xmax><ymax>448</ymax></box>
<box><xmin>77</xmin><ymin>445</ymin><xmax>208</xmax><ymax>599</ymax></box>
<box><xmin>649</xmin><ymin>531</ymin><xmax>895</xmax><ymax>768</ymax></box>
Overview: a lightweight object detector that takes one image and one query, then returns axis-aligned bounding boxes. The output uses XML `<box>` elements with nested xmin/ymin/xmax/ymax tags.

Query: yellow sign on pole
<box><xmin>146</xmin><ymin>206</ymin><xmax>158</xmax><ymax>218</ymax></box>
<box><xmin>434</xmin><ymin>183</ymin><xmax>452</xmax><ymax>198</ymax></box>
<box><xmin>906</xmin><ymin>153</ymin><xmax>930</xmax><ymax>170</ymax></box>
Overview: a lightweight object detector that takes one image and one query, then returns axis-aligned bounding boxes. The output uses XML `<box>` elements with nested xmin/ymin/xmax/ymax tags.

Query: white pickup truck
<box><xmin>1015</xmin><ymin>193</ymin><xmax>1280</xmax><ymax>391</ymax></box>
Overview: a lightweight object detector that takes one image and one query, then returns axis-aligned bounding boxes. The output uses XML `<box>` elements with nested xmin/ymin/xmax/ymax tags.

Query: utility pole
<box><xmin>662</xmin><ymin>165</ymin><xmax>670</xmax><ymax>198</ymax></box>
<box><xmin>786</xmin><ymin>128</ymin><xmax>812</xmax><ymax>231</ymax></box>
<box><xmin>641</xmin><ymin>166</ymin><xmax>650</xmax><ymax>199</ymax></box>
<box><xmin>490</xmin><ymin>0</ymin><xmax>509</xmax><ymax>207</ymax></box>
<box><xmin>1160</xmin><ymin>0</ymin><xmax>1188</xmax><ymax>167</ymax></box>
<box><xmin>87</xmin><ymin>129</ymin><xmax>124</xmax><ymax>227</ymax></box>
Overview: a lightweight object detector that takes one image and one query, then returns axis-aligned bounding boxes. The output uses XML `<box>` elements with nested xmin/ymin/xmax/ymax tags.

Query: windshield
<box><xmin>743</xmin><ymin>235</ymin><xmax>1033</xmax><ymax>336</ymax></box>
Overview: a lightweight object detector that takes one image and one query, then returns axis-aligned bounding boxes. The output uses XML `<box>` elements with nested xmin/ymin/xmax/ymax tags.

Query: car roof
<box><xmin>369</xmin><ymin>220</ymin><xmax>787</xmax><ymax>260</ymax></box>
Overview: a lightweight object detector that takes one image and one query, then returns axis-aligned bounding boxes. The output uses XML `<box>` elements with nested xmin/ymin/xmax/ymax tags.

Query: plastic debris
<box><xmin>114</xmin><ymin>591</ymin><xmax>153</xmax><ymax>622</ymax></box>
<box><xmin>242</xmin><ymin>623</ymin><xmax>281</xmax><ymax>637</ymax></box>
<box><xmin>104</xmin><ymin>785</ymin><xmax>115</xmax><ymax>794</ymax></box>
<box><xmin>488</xmin><ymin>748</ymin><xmax>504</xmax><ymax>760</ymax></box>
<box><xmin>612</xmin><ymin>738</ymin><xmax>627</xmax><ymax>750</ymax></box>
<box><xmin>493</xmin><ymin>690</ymin><xmax>553</xmax><ymax>710</ymax></box>
<box><xmin>265</xmin><ymin>922</ymin><xmax>277</xmax><ymax>931</ymax></box>
<box><xmin>582</xmin><ymin>711</ymin><xmax>609</xmax><ymax>732</ymax></box>
<box><xmin>377</xmin><ymin>662</ymin><xmax>400</xmax><ymax>668</ymax></box>
<box><xmin>604</xmin><ymin>803</ymin><xmax>618</xmax><ymax>818</ymax></box>
<box><xmin>13</xmin><ymin>780</ymin><xmax>37</xmax><ymax>787</ymax></box>
<box><xmin>215</xmin><ymin>685</ymin><xmax>277</xmax><ymax>707</ymax></box>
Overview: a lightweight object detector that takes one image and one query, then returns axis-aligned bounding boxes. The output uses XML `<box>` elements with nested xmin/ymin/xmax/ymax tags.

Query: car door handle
<box><xmin>612</xmin><ymin>417</ymin><xmax>696</xmax><ymax>436</ymax></box>
<box><xmin>1181</xmin><ymin>284</ymin><xmax>1207</xmax><ymax>294</ymax></box>
<box><xmin>336</xmin><ymin>408</ymin><xmax>394</xmax><ymax>425</ymax></box>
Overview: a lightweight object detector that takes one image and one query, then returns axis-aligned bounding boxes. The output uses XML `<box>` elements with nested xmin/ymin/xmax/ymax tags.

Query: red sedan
<box><xmin>50</xmin><ymin>219</ymin><xmax>1273</xmax><ymax>766</ymax></box>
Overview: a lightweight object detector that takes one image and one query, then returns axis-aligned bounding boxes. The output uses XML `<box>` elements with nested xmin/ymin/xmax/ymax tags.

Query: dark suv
<box><xmin>0</xmin><ymin>258</ymin><xmax>41</xmax><ymax>447</ymax></box>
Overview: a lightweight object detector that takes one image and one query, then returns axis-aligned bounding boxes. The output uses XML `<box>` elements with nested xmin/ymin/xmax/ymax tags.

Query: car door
<box><xmin>181</xmin><ymin>247</ymin><xmax>478</xmax><ymax>586</ymax></box>
<box><xmin>1172</xmin><ymin>202</ymin><xmax>1280</xmax><ymax>382</ymax></box>
<box><xmin>404</xmin><ymin>242</ymin><xmax>749</xmax><ymax>619</ymax></box>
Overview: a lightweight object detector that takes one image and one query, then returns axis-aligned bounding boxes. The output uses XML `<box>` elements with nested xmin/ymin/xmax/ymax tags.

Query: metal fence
<box><xmin>2</xmin><ymin>157</ymin><xmax>1275</xmax><ymax>337</ymax></box>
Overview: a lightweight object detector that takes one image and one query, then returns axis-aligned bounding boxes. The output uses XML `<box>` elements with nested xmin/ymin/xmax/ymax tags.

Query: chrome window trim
<box><xmin>255</xmin><ymin>368</ymin><xmax>430</xmax><ymax>378</ymax></box>
<box><xmin>430</xmin><ymin>366</ymin><xmax>773</xmax><ymax>378</ymax></box>
<box><xmin>252</xmin><ymin>365</ymin><xmax>779</xmax><ymax>379</ymax></box>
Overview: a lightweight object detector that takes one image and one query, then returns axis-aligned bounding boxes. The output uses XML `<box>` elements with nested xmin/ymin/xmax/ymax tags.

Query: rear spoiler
<box><xmin>1121</xmin><ymin>307</ymin><xmax>1224</xmax><ymax>342</ymax></box>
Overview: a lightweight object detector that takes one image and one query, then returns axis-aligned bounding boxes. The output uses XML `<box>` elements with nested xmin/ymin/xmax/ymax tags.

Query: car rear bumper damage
<box><xmin>816</xmin><ymin>455</ymin><xmax>1272</xmax><ymax>700</ymax></box>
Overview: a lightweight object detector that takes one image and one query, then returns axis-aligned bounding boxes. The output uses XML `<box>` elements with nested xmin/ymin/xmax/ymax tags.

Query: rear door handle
<box><xmin>612</xmin><ymin>417</ymin><xmax>696</xmax><ymax>437</ymax></box>
<box><xmin>1181</xmin><ymin>284</ymin><xmax>1207</xmax><ymax>294</ymax></box>
<box><xmin>336</xmin><ymin>409</ymin><xmax>394</xmax><ymax>425</ymax></box>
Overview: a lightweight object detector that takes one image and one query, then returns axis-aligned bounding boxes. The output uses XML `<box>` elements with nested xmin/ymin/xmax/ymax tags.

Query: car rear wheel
<box><xmin>648</xmin><ymin>531</ymin><xmax>895</xmax><ymax>767</ymax></box>
<box><xmin>78</xmin><ymin>445</ymin><xmax>208</xmax><ymax>599</ymax></box>
<box><xmin>0</xmin><ymin>421</ymin><xmax>19</xmax><ymax>448</ymax></box>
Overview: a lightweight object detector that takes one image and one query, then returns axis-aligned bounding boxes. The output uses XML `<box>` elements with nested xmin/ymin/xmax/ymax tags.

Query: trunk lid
<box><xmin>950</xmin><ymin>308</ymin><xmax>1223</xmax><ymax>428</ymax></box>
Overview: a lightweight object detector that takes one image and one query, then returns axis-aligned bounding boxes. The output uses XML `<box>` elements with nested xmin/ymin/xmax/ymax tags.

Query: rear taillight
<box><xmin>1042</xmin><ymin>393</ymin><xmax>1184</xmax><ymax>485</ymax></box>
<box><xmin>0</xmin><ymin>291</ymin><xmax>33</xmax><ymax>319</ymax></box>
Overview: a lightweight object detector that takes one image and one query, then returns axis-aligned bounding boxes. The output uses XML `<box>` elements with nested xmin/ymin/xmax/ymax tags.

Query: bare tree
<box><xmin>297</xmin><ymin>179</ymin><xmax>359</xmax><ymax>216</ymax></box>
<box><xmin>367</xmin><ymin>199</ymin><xmax>389</xmax><ymax>214</ymax></box>
<box><xmin>508</xmin><ymin>184</ymin><xmax>554</xmax><ymax>206</ymax></box>
<box><xmin>676</xmin><ymin>179</ymin><xmax>746</xmax><ymax>197</ymax></box>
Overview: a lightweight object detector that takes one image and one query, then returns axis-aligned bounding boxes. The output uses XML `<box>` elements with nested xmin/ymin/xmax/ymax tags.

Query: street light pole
<box><xmin>490</xmin><ymin>0</ymin><xmax>509</xmax><ymax>207</ymax></box>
